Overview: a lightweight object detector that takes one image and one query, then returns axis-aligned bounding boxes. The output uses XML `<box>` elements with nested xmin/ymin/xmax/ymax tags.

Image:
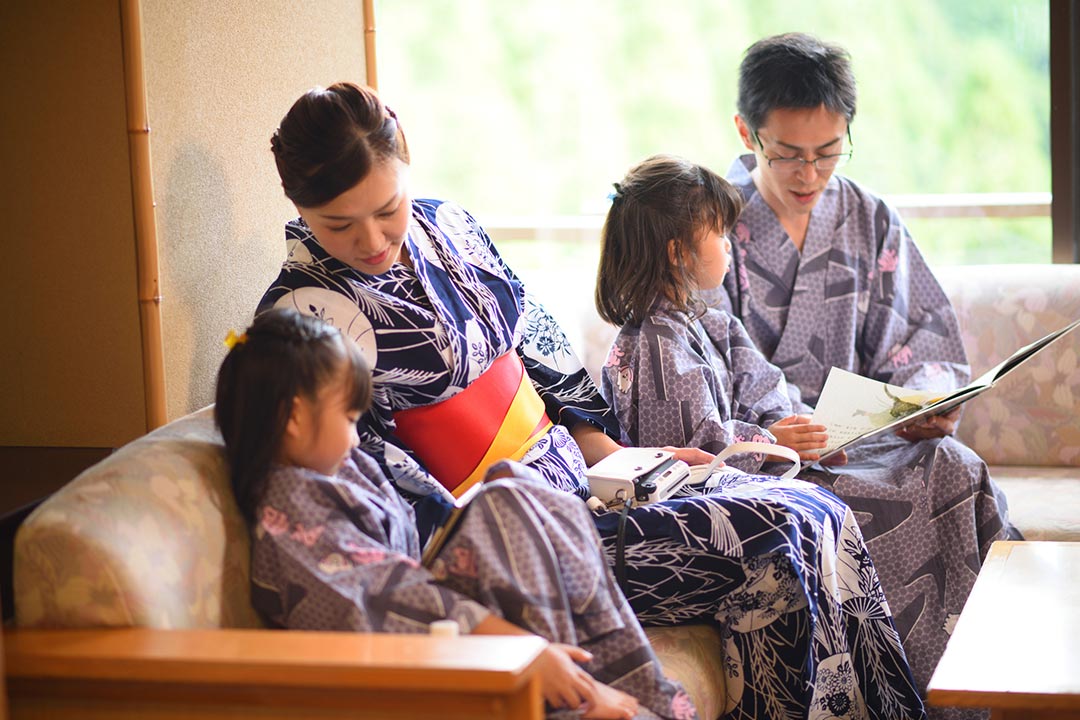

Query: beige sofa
<box><xmin>11</xmin><ymin>263</ymin><xmax>1079</xmax><ymax>720</ymax></box>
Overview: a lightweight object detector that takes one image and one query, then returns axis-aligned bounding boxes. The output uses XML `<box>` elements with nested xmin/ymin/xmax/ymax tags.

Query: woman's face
<box><xmin>297</xmin><ymin>158</ymin><xmax>412</xmax><ymax>275</ymax></box>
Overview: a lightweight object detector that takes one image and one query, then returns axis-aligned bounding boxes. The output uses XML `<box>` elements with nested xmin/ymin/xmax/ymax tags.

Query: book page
<box><xmin>811</xmin><ymin>368</ymin><xmax>945</xmax><ymax>455</ymax></box>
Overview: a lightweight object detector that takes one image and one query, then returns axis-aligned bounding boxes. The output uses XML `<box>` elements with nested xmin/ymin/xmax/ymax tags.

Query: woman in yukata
<box><xmin>716</xmin><ymin>34</ymin><xmax>1017</xmax><ymax>715</ymax></box>
<box><xmin>215</xmin><ymin>308</ymin><xmax>683</xmax><ymax>719</ymax></box>
<box><xmin>256</xmin><ymin>81</ymin><xmax>925</xmax><ymax>720</ymax></box>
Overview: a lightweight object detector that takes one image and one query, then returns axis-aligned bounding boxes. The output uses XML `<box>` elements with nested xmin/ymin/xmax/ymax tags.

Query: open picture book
<box><xmin>808</xmin><ymin>316</ymin><xmax>1080</xmax><ymax>467</ymax></box>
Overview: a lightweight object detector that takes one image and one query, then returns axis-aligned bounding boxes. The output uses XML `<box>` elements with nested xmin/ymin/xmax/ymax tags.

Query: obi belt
<box><xmin>392</xmin><ymin>352</ymin><xmax>553</xmax><ymax>497</ymax></box>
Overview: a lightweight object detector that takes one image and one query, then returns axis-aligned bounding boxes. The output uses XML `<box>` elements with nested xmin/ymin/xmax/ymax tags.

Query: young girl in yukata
<box><xmin>595</xmin><ymin>154</ymin><xmax>841</xmax><ymax>469</ymax></box>
<box><xmin>213</xmin><ymin>308</ymin><xmax>695</xmax><ymax>720</ymax></box>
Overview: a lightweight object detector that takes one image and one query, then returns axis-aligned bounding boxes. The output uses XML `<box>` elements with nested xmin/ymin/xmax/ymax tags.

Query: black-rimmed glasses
<box><xmin>752</xmin><ymin>128</ymin><xmax>853</xmax><ymax>174</ymax></box>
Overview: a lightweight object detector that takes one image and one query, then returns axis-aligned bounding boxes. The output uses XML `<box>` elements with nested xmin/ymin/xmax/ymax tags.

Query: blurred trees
<box><xmin>377</xmin><ymin>0</ymin><xmax>1050</xmax><ymax>264</ymax></box>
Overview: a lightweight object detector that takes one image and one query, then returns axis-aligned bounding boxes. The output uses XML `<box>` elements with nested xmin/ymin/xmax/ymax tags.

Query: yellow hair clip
<box><xmin>224</xmin><ymin>329</ymin><xmax>248</xmax><ymax>349</ymax></box>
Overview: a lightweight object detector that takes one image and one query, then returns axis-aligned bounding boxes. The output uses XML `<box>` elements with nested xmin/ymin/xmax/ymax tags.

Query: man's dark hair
<box><xmin>737</xmin><ymin>32</ymin><xmax>857</xmax><ymax>131</ymax></box>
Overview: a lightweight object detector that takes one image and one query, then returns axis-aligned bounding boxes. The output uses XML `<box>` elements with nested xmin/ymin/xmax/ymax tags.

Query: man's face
<box><xmin>735</xmin><ymin>105</ymin><xmax>849</xmax><ymax>222</ymax></box>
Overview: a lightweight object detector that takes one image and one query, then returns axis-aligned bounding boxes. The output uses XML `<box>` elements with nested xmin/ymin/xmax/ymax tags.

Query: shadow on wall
<box><xmin>158</xmin><ymin>143</ymin><xmax>242</xmax><ymax>419</ymax></box>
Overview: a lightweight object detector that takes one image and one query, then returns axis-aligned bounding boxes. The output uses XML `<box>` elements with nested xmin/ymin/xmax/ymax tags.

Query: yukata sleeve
<box><xmin>859</xmin><ymin>200</ymin><xmax>971</xmax><ymax>392</ymax></box>
<box><xmin>250</xmin><ymin>471</ymin><xmax>490</xmax><ymax>634</ymax></box>
<box><xmin>600</xmin><ymin>319</ymin><xmax>773</xmax><ymax>474</ymax></box>
<box><xmin>517</xmin><ymin>291</ymin><xmax>621</xmax><ymax>439</ymax></box>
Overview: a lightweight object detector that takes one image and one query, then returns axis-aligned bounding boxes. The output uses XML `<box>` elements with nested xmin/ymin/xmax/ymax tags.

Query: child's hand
<box><xmin>768</xmin><ymin>415</ymin><xmax>829</xmax><ymax>461</ymax></box>
<box><xmin>535</xmin><ymin>643</ymin><xmax>595</xmax><ymax>712</ymax></box>
<box><xmin>535</xmin><ymin>644</ymin><xmax>638</xmax><ymax>719</ymax></box>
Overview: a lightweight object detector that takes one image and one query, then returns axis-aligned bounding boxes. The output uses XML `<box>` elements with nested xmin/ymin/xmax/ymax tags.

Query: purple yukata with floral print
<box><xmin>249</xmin><ymin>451</ymin><xmax>691</xmax><ymax>719</ymax></box>
<box><xmin>717</xmin><ymin>154</ymin><xmax>1017</xmax><ymax>718</ymax></box>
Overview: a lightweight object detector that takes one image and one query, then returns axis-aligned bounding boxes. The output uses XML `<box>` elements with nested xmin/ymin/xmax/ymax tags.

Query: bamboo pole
<box><xmin>119</xmin><ymin>0</ymin><xmax>168</xmax><ymax>431</ymax></box>
<box><xmin>363</xmin><ymin>0</ymin><xmax>378</xmax><ymax>90</ymax></box>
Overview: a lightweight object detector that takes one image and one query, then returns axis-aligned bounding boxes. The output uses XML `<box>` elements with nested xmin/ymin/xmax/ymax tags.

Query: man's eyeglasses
<box><xmin>752</xmin><ymin>128</ymin><xmax>853</xmax><ymax>174</ymax></box>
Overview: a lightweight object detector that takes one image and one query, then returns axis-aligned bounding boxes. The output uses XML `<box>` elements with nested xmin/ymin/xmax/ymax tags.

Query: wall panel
<box><xmin>140</xmin><ymin>0</ymin><xmax>366</xmax><ymax>419</ymax></box>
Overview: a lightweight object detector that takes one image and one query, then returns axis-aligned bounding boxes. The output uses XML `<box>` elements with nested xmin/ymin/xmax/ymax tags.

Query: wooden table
<box><xmin>927</xmin><ymin>541</ymin><xmax>1080</xmax><ymax>719</ymax></box>
<box><xmin>4</xmin><ymin>627</ymin><xmax>547</xmax><ymax>719</ymax></box>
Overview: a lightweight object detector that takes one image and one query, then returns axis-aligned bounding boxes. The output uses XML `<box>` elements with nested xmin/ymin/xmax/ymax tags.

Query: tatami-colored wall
<box><xmin>0</xmin><ymin>0</ymin><xmax>366</xmax><ymax>451</ymax></box>
<box><xmin>0</xmin><ymin>0</ymin><xmax>366</xmax><ymax>511</ymax></box>
<box><xmin>141</xmin><ymin>0</ymin><xmax>366</xmax><ymax>420</ymax></box>
<box><xmin>0</xmin><ymin>1</ymin><xmax>146</xmax><ymax>448</ymax></box>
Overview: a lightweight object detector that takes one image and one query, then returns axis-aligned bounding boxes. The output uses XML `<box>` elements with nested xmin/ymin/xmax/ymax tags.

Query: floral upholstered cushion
<box><xmin>646</xmin><ymin>624</ymin><xmax>727</xmax><ymax>720</ymax></box>
<box><xmin>936</xmin><ymin>264</ymin><xmax>1080</xmax><ymax>468</ymax></box>
<box><xmin>14</xmin><ymin>407</ymin><xmax>263</xmax><ymax>629</ymax></box>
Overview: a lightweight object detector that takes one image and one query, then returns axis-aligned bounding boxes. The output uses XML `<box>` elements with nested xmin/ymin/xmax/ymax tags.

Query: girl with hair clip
<box><xmin>214</xmin><ymin>308</ymin><xmax>693</xmax><ymax>720</ymax></box>
<box><xmin>595</xmin><ymin>154</ymin><xmax>925</xmax><ymax>720</ymax></box>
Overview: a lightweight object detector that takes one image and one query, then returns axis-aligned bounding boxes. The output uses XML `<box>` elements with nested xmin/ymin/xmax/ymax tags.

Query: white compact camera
<box><xmin>587</xmin><ymin>448</ymin><xmax>691</xmax><ymax>505</ymax></box>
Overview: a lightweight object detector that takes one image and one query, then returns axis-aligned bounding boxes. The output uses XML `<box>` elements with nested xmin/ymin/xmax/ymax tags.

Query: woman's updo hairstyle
<box><xmin>271</xmin><ymin>82</ymin><xmax>410</xmax><ymax>208</ymax></box>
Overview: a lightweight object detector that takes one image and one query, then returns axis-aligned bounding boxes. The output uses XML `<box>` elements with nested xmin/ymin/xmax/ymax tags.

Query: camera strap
<box><xmin>614</xmin><ymin>496</ymin><xmax>633</xmax><ymax>596</ymax></box>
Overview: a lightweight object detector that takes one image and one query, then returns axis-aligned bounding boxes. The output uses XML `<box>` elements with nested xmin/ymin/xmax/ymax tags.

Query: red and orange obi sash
<box><xmin>392</xmin><ymin>352</ymin><xmax>553</xmax><ymax>497</ymax></box>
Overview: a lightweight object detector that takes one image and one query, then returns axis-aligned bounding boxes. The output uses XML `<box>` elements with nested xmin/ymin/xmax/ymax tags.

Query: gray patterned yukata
<box><xmin>714</xmin><ymin>154</ymin><xmax>1015</xmax><ymax>717</ymax></box>
<box><xmin>249</xmin><ymin>451</ymin><xmax>692</xmax><ymax>719</ymax></box>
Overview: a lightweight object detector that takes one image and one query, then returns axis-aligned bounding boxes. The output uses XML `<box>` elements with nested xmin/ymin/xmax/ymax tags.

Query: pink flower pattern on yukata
<box><xmin>888</xmin><ymin>344</ymin><xmax>913</xmax><ymax>369</ymax></box>
<box><xmin>261</xmin><ymin>506</ymin><xmax>289</xmax><ymax>536</ymax></box>
<box><xmin>344</xmin><ymin>542</ymin><xmax>401</xmax><ymax>567</ymax></box>
<box><xmin>290</xmin><ymin>522</ymin><xmax>325</xmax><ymax>547</ymax></box>
<box><xmin>448</xmin><ymin>546</ymin><xmax>479</xmax><ymax>578</ymax></box>
<box><xmin>877</xmin><ymin>249</ymin><xmax>899</xmax><ymax>274</ymax></box>
<box><xmin>671</xmin><ymin>690</ymin><xmax>696</xmax><ymax>720</ymax></box>
<box><xmin>605</xmin><ymin>345</ymin><xmax>625</xmax><ymax>368</ymax></box>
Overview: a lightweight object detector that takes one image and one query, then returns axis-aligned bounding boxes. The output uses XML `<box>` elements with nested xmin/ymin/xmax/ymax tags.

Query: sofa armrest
<box><xmin>5</xmin><ymin>627</ymin><xmax>546</xmax><ymax>719</ymax></box>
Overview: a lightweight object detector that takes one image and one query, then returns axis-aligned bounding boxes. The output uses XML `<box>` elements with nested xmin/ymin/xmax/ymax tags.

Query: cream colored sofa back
<box><xmin>14</xmin><ymin>407</ymin><xmax>262</xmax><ymax>629</ymax></box>
<box><xmin>936</xmin><ymin>263</ymin><xmax>1080</xmax><ymax>467</ymax></box>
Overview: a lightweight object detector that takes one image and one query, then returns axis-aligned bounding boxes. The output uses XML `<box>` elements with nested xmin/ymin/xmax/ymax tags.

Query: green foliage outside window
<box><xmin>378</xmin><ymin>0</ymin><xmax>1050</xmax><ymax>266</ymax></box>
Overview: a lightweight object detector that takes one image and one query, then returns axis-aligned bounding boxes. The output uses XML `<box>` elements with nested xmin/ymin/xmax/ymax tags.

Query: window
<box><xmin>378</xmin><ymin>0</ymin><xmax>1051</xmax><ymax>268</ymax></box>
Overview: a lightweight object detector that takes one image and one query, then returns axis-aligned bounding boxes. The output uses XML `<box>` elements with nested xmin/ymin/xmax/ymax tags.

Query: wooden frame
<box><xmin>5</xmin><ymin>628</ymin><xmax>546</xmax><ymax>719</ymax></box>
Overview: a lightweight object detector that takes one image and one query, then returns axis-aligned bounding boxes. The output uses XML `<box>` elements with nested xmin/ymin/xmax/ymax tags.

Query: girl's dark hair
<box><xmin>214</xmin><ymin>308</ymin><xmax>372</xmax><ymax>521</ymax></box>
<box><xmin>737</xmin><ymin>32</ymin><xmax>857</xmax><ymax>132</ymax></box>
<box><xmin>595</xmin><ymin>154</ymin><xmax>743</xmax><ymax>327</ymax></box>
<box><xmin>271</xmin><ymin>82</ymin><xmax>410</xmax><ymax>208</ymax></box>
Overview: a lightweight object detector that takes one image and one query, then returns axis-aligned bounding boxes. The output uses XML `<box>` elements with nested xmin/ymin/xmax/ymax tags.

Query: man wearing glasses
<box><xmin>719</xmin><ymin>32</ymin><xmax>1018</xmax><ymax>714</ymax></box>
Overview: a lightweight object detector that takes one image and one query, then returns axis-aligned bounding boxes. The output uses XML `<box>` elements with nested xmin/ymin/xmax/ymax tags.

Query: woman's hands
<box><xmin>663</xmin><ymin>445</ymin><xmax>715</xmax><ymax>467</ymax></box>
<box><xmin>571</xmin><ymin>421</ymin><xmax>715</xmax><ymax>469</ymax></box>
